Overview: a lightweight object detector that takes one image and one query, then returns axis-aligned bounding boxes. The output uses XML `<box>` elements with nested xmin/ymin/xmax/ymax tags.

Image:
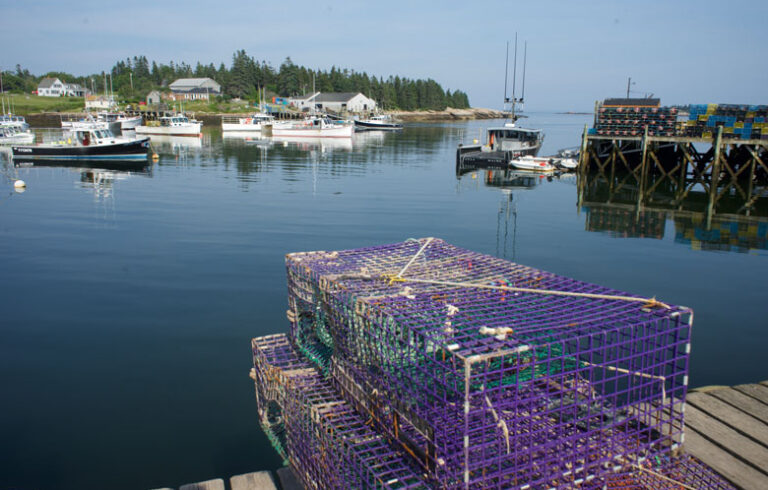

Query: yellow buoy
<box><xmin>152</xmin><ymin>153</ymin><xmax>159</xmax><ymax>161</ymax></box>
<box><xmin>473</xmin><ymin>138</ymin><xmax>478</xmax><ymax>144</ymax></box>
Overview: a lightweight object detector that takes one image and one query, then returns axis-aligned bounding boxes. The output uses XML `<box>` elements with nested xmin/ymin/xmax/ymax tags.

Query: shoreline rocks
<box><xmin>389</xmin><ymin>107</ymin><xmax>505</xmax><ymax>121</ymax></box>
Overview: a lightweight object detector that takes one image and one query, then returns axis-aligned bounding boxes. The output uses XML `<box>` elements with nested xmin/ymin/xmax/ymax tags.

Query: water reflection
<box><xmin>579</xmin><ymin>170</ymin><xmax>768</xmax><ymax>253</ymax></box>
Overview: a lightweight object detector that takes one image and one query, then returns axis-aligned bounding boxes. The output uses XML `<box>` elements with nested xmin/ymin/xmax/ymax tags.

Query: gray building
<box><xmin>146</xmin><ymin>90</ymin><xmax>162</xmax><ymax>105</ymax></box>
<box><xmin>169</xmin><ymin>78</ymin><xmax>221</xmax><ymax>101</ymax></box>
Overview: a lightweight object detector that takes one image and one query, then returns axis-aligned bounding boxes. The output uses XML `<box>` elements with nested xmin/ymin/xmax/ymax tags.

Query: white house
<box><xmin>37</xmin><ymin>77</ymin><xmax>66</xmax><ymax>97</ymax></box>
<box><xmin>169</xmin><ymin>77</ymin><xmax>221</xmax><ymax>101</ymax></box>
<box><xmin>289</xmin><ymin>92</ymin><xmax>377</xmax><ymax>113</ymax></box>
<box><xmin>65</xmin><ymin>83</ymin><xmax>88</xmax><ymax>97</ymax></box>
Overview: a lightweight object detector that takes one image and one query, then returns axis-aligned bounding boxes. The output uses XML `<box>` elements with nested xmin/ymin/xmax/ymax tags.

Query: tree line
<box><xmin>1</xmin><ymin>50</ymin><xmax>470</xmax><ymax>111</ymax></box>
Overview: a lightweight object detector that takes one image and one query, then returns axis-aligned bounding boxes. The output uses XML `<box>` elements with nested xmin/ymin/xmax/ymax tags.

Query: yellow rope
<box><xmin>401</xmin><ymin>277</ymin><xmax>673</xmax><ymax>309</ymax></box>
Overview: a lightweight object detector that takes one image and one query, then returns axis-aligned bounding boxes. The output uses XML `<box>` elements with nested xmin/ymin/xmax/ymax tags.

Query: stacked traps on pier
<box><xmin>592</xmin><ymin>105</ymin><xmax>678</xmax><ymax>137</ymax></box>
<box><xmin>684</xmin><ymin>104</ymin><xmax>768</xmax><ymax>140</ymax></box>
<box><xmin>252</xmin><ymin>333</ymin><xmax>428</xmax><ymax>489</ymax></box>
<box><xmin>284</xmin><ymin>238</ymin><xmax>696</xmax><ymax>488</ymax></box>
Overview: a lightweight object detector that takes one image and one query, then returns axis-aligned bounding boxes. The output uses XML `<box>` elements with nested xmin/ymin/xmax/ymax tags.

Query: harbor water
<box><xmin>1</xmin><ymin>113</ymin><xmax>765</xmax><ymax>490</ymax></box>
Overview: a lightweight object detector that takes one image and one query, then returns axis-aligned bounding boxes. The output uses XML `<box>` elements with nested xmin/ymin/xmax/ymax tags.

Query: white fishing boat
<box><xmin>96</xmin><ymin>112</ymin><xmax>143</xmax><ymax>131</ymax></box>
<box><xmin>0</xmin><ymin>123</ymin><xmax>34</xmax><ymax>145</ymax></box>
<box><xmin>555</xmin><ymin>157</ymin><xmax>578</xmax><ymax>170</ymax></box>
<box><xmin>221</xmin><ymin>113</ymin><xmax>274</xmax><ymax>131</ymax></box>
<box><xmin>135</xmin><ymin>115</ymin><xmax>202</xmax><ymax>136</ymax></box>
<box><xmin>509</xmin><ymin>155</ymin><xmax>556</xmax><ymax>173</ymax></box>
<box><xmin>268</xmin><ymin>117</ymin><xmax>353</xmax><ymax>138</ymax></box>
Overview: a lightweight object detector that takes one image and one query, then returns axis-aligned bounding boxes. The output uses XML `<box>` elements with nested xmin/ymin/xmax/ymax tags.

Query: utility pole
<box><xmin>626</xmin><ymin>77</ymin><xmax>631</xmax><ymax>98</ymax></box>
<box><xmin>130</xmin><ymin>72</ymin><xmax>133</xmax><ymax>90</ymax></box>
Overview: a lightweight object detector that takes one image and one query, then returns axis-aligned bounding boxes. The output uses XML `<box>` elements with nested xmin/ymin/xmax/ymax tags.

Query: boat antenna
<box><xmin>520</xmin><ymin>41</ymin><xmax>527</xmax><ymax>109</ymax></box>
<box><xmin>512</xmin><ymin>33</ymin><xmax>518</xmax><ymax>107</ymax></box>
<box><xmin>504</xmin><ymin>41</ymin><xmax>510</xmax><ymax>104</ymax></box>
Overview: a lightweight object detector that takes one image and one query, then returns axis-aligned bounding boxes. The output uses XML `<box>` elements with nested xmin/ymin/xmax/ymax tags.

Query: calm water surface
<box><xmin>1</xmin><ymin>114</ymin><xmax>765</xmax><ymax>490</ymax></box>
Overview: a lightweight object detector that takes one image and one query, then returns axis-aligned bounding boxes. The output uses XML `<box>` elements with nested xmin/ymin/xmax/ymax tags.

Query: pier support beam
<box><xmin>706</xmin><ymin>127</ymin><xmax>724</xmax><ymax>229</ymax></box>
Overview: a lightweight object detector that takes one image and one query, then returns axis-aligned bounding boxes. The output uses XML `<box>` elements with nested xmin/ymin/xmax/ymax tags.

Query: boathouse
<box><xmin>289</xmin><ymin>91</ymin><xmax>377</xmax><ymax>113</ymax></box>
<box><xmin>169</xmin><ymin>77</ymin><xmax>221</xmax><ymax>101</ymax></box>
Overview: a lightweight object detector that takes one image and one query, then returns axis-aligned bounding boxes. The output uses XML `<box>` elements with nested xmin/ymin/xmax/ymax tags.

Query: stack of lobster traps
<box><xmin>251</xmin><ymin>238</ymin><xmax>733</xmax><ymax>489</ymax></box>
<box><xmin>592</xmin><ymin>99</ymin><xmax>678</xmax><ymax>137</ymax></box>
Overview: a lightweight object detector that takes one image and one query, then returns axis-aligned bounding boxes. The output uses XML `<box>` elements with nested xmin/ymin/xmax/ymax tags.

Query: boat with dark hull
<box><xmin>11</xmin><ymin>127</ymin><xmax>150</xmax><ymax>162</ymax></box>
<box><xmin>456</xmin><ymin>37</ymin><xmax>543</xmax><ymax>171</ymax></box>
<box><xmin>354</xmin><ymin>114</ymin><xmax>403</xmax><ymax>131</ymax></box>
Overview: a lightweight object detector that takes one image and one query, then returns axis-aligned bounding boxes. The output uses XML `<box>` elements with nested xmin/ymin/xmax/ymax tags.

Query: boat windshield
<box><xmin>490</xmin><ymin>129</ymin><xmax>540</xmax><ymax>142</ymax></box>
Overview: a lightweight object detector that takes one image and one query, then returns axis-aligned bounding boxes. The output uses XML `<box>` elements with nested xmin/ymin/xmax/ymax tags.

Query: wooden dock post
<box><xmin>577</xmin><ymin>124</ymin><xmax>589</xmax><ymax>209</ymax></box>
<box><xmin>706</xmin><ymin>126</ymin><xmax>724</xmax><ymax>229</ymax></box>
<box><xmin>637</xmin><ymin>126</ymin><xmax>650</xmax><ymax>220</ymax></box>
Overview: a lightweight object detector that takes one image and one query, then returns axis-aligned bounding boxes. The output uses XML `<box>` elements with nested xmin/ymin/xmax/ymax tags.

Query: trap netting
<box><xmin>284</xmin><ymin>238</ymin><xmax>692</xmax><ymax>488</ymax></box>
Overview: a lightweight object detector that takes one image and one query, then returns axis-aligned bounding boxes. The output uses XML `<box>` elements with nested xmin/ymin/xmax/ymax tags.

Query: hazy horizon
<box><xmin>2</xmin><ymin>0</ymin><xmax>766</xmax><ymax>112</ymax></box>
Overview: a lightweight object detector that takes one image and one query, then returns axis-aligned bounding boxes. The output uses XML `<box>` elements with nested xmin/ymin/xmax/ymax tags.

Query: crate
<box><xmin>285</xmin><ymin>238</ymin><xmax>692</xmax><ymax>488</ymax></box>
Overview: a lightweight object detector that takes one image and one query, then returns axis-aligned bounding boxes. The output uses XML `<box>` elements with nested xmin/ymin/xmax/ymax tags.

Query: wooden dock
<box><xmin>684</xmin><ymin>381</ymin><xmax>768</xmax><ymax>489</ymax></box>
<box><xmin>578</xmin><ymin>126</ymin><xmax>768</xmax><ymax>230</ymax></box>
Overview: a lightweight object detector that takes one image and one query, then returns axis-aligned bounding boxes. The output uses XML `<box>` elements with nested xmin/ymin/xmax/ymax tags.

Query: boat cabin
<box><xmin>160</xmin><ymin>116</ymin><xmax>192</xmax><ymax>127</ymax></box>
<box><xmin>486</xmin><ymin>125</ymin><xmax>543</xmax><ymax>152</ymax></box>
<box><xmin>73</xmin><ymin>128</ymin><xmax>116</xmax><ymax>146</ymax></box>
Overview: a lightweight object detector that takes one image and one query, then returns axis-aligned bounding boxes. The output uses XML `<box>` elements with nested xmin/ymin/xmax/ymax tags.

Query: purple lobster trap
<box><xmin>252</xmin><ymin>333</ymin><xmax>428</xmax><ymax>489</ymax></box>
<box><xmin>283</xmin><ymin>238</ymin><xmax>692</xmax><ymax>488</ymax></box>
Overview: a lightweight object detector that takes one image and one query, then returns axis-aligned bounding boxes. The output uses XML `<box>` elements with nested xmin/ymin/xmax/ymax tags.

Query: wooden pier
<box><xmin>684</xmin><ymin>381</ymin><xmax>768</xmax><ymax>489</ymax></box>
<box><xmin>578</xmin><ymin>126</ymin><xmax>768</xmax><ymax>230</ymax></box>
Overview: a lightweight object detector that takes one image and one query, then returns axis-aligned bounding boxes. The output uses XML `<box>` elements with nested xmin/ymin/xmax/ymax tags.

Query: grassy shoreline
<box><xmin>6</xmin><ymin>93</ymin><xmax>500</xmax><ymax>122</ymax></box>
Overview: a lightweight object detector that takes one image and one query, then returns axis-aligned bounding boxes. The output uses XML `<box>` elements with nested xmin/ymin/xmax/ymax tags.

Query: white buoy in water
<box><xmin>14</xmin><ymin>180</ymin><xmax>26</xmax><ymax>189</ymax></box>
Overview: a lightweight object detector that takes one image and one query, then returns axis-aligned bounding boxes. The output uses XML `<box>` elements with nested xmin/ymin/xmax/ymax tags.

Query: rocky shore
<box><xmin>389</xmin><ymin>107</ymin><xmax>505</xmax><ymax>121</ymax></box>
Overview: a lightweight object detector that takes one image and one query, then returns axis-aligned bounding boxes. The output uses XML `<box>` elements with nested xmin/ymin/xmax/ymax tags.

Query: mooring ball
<box><xmin>14</xmin><ymin>180</ymin><xmax>26</xmax><ymax>188</ymax></box>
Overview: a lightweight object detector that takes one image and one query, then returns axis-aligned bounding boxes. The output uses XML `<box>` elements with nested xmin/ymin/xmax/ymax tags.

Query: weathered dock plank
<box><xmin>709</xmin><ymin>388</ymin><xmax>768</xmax><ymax>424</ymax></box>
<box><xmin>684</xmin><ymin>429</ymin><xmax>768</xmax><ymax>490</ymax></box>
<box><xmin>685</xmin><ymin>402</ymin><xmax>768</xmax><ymax>472</ymax></box>
<box><xmin>179</xmin><ymin>479</ymin><xmax>225</xmax><ymax>490</ymax></box>
<box><xmin>684</xmin><ymin>381</ymin><xmax>768</xmax><ymax>489</ymax></box>
<box><xmin>687</xmin><ymin>391</ymin><xmax>768</xmax><ymax>446</ymax></box>
<box><xmin>230</xmin><ymin>471</ymin><xmax>278</xmax><ymax>490</ymax></box>
<box><xmin>735</xmin><ymin>383</ymin><xmax>768</xmax><ymax>405</ymax></box>
<box><xmin>276</xmin><ymin>467</ymin><xmax>304</xmax><ymax>490</ymax></box>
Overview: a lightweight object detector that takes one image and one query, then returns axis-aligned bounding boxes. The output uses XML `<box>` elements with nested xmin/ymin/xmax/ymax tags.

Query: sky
<box><xmin>1</xmin><ymin>0</ymin><xmax>766</xmax><ymax>111</ymax></box>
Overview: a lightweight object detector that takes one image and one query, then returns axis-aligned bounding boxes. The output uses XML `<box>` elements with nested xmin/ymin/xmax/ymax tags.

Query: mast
<box><xmin>512</xmin><ymin>33</ymin><xmax>518</xmax><ymax>107</ymax></box>
<box><xmin>504</xmin><ymin>41</ymin><xmax>509</xmax><ymax>104</ymax></box>
<box><xmin>520</xmin><ymin>41</ymin><xmax>527</xmax><ymax>109</ymax></box>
